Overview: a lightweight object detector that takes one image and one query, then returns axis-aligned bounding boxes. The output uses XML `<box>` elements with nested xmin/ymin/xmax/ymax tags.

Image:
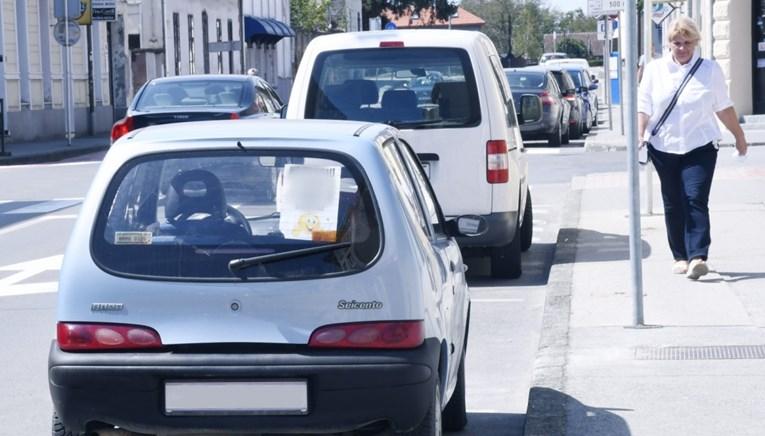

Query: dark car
<box><xmin>560</xmin><ymin>65</ymin><xmax>599</xmax><ymax>133</ymax></box>
<box><xmin>111</xmin><ymin>74</ymin><xmax>283</xmax><ymax>143</ymax></box>
<box><xmin>546</xmin><ymin>66</ymin><xmax>585</xmax><ymax>140</ymax></box>
<box><xmin>505</xmin><ymin>67</ymin><xmax>571</xmax><ymax>146</ymax></box>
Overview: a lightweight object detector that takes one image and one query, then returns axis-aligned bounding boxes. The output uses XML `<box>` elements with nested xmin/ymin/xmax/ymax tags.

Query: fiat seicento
<box><xmin>49</xmin><ymin>119</ymin><xmax>482</xmax><ymax>436</ymax></box>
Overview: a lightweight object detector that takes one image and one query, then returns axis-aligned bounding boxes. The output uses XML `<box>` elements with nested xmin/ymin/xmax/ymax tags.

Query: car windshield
<box><xmin>135</xmin><ymin>80</ymin><xmax>246</xmax><ymax>110</ymax></box>
<box><xmin>305</xmin><ymin>48</ymin><xmax>480</xmax><ymax>129</ymax></box>
<box><xmin>506</xmin><ymin>72</ymin><xmax>545</xmax><ymax>89</ymax></box>
<box><xmin>92</xmin><ymin>151</ymin><xmax>381</xmax><ymax>280</ymax></box>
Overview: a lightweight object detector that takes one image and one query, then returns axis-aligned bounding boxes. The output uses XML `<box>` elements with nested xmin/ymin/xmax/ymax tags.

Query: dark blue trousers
<box><xmin>648</xmin><ymin>143</ymin><xmax>718</xmax><ymax>261</ymax></box>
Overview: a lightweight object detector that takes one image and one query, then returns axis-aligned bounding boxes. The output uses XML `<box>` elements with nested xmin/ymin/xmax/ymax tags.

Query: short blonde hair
<box><xmin>667</xmin><ymin>16</ymin><xmax>701</xmax><ymax>43</ymax></box>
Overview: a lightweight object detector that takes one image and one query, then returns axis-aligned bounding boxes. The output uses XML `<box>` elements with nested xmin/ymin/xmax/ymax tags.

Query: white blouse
<box><xmin>637</xmin><ymin>52</ymin><xmax>734</xmax><ymax>154</ymax></box>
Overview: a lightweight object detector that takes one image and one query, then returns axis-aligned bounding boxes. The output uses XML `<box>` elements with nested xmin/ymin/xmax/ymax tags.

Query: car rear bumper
<box><xmin>456</xmin><ymin>210</ymin><xmax>518</xmax><ymax>251</ymax></box>
<box><xmin>49</xmin><ymin>338</ymin><xmax>440</xmax><ymax>434</ymax></box>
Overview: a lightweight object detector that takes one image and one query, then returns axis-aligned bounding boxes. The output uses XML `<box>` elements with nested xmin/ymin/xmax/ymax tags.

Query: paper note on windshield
<box><xmin>277</xmin><ymin>164</ymin><xmax>341</xmax><ymax>241</ymax></box>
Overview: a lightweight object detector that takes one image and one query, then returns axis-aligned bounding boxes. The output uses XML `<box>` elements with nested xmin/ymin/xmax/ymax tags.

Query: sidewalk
<box><xmin>585</xmin><ymin>105</ymin><xmax>765</xmax><ymax>151</ymax></box>
<box><xmin>525</xmin><ymin>147</ymin><xmax>765</xmax><ymax>434</ymax></box>
<box><xmin>0</xmin><ymin>135</ymin><xmax>109</xmax><ymax>166</ymax></box>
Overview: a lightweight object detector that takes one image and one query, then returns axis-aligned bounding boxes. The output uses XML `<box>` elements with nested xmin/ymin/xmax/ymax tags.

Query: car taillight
<box><xmin>379</xmin><ymin>41</ymin><xmax>405</xmax><ymax>48</ymax></box>
<box><xmin>230</xmin><ymin>112</ymin><xmax>240</xmax><ymax>119</ymax></box>
<box><xmin>57</xmin><ymin>322</ymin><xmax>162</xmax><ymax>351</ymax></box>
<box><xmin>539</xmin><ymin>91</ymin><xmax>554</xmax><ymax>106</ymax></box>
<box><xmin>110</xmin><ymin>116</ymin><xmax>134</xmax><ymax>143</ymax></box>
<box><xmin>564</xmin><ymin>94</ymin><xmax>576</xmax><ymax>102</ymax></box>
<box><xmin>308</xmin><ymin>321</ymin><xmax>424</xmax><ymax>349</ymax></box>
<box><xmin>486</xmin><ymin>140</ymin><xmax>509</xmax><ymax>184</ymax></box>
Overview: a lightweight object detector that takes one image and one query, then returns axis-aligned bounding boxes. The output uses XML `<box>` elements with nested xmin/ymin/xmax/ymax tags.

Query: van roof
<box><xmin>305</xmin><ymin>29</ymin><xmax>488</xmax><ymax>50</ymax></box>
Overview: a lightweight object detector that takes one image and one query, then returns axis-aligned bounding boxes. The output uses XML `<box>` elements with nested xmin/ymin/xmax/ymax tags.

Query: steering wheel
<box><xmin>225</xmin><ymin>206</ymin><xmax>252</xmax><ymax>235</ymax></box>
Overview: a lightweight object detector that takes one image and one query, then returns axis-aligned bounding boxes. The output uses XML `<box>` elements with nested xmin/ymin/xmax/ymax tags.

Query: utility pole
<box><xmin>643</xmin><ymin>0</ymin><xmax>654</xmax><ymax>216</ymax></box>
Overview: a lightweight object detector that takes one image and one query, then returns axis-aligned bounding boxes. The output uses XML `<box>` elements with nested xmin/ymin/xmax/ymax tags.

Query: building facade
<box><xmin>243</xmin><ymin>0</ymin><xmax>294</xmax><ymax>102</ymax></box>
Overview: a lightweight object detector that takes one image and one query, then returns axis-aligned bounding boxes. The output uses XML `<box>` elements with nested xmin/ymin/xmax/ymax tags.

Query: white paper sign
<box><xmin>277</xmin><ymin>165</ymin><xmax>341</xmax><ymax>241</ymax></box>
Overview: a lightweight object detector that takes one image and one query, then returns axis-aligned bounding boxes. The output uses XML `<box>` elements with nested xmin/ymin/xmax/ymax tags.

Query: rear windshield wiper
<box><xmin>228</xmin><ymin>241</ymin><xmax>352</xmax><ymax>273</ymax></box>
<box><xmin>385</xmin><ymin>119</ymin><xmax>464</xmax><ymax>129</ymax></box>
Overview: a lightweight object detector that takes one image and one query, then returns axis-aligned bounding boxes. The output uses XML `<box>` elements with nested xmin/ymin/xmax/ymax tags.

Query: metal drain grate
<box><xmin>634</xmin><ymin>345</ymin><xmax>765</xmax><ymax>360</ymax></box>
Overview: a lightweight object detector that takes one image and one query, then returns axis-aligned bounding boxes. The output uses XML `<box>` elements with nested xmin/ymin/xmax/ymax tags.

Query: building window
<box><xmin>173</xmin><ymin>13</ymin><xmax>181</xmax><ymax>76</ymax></box>
<box><xmin>202</xmin><ymin>12</ymin><xmax>210</xmax><ymax>74</ymax></box>
<box><xmin>227</xmin><ymin>19</ymin><xmax>234</xmax><ymax>74</ymax></box>
<box><xmin>216</xmin><ymin>19</ymin><xmax>223</xmax><ymax>74</ymax></box>
<box><xmin>188</xmin><ymin>15</ymin><xmax>196</xmax><ymax>74</ymax></box>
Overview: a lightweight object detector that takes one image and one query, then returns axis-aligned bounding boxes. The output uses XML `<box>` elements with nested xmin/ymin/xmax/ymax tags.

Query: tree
<box><xmin>556</xmin><ymin>8</ymin><xmax>596</xmax><ymax>34</ymax></box>
<box><xmin>557</xmin><ymin>38</ymin><xmax>589</xmax><ymax>58</ymax></box>
<box><xmin>362</xmin><ymin>0</ymin><xmax>459</xmax><ymax>30</ymax></box>
<box><xmin>291</xmin><ymin>0</ymin><xmax>332</xmax><ymax>32</ymax></box>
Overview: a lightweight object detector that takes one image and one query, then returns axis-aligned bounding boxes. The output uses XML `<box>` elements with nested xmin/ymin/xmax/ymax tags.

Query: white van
<box><xmin>287</xmin><ymin>30</ymin><xmax>533</xmax><ymax>278</ymax></box>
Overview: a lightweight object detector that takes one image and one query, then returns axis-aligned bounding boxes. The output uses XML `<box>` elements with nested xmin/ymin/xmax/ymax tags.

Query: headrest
<box><xmin>165</xmin><ymin>169</ymin><xmax>227</xmax><ymax>225</ymax></box>
<box><xmin>382</xmin><ymin>89</ymin><xmax>418</xmax><ymax>109</ymax></box>
<box><xmin>344</xmin><ymin>79</ymin><xmax>379</xmax><ymax>105</ymax></box>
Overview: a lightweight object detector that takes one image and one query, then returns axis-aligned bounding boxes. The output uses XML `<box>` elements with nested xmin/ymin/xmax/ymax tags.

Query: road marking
<box><xmin>471</xmin><ymin>298</ymin><xmax>524</xmax><ymax>303</ymax></box>
<box><xmin>0</xmin><ymin>214</ymin><xmax>77</xmax><ymax>237</ymax></box>
<box><xmin>5</xmin><ymin>199</ymin><xmax>81</xmax><ymax>214</ymax></box>
<box><xmin>0</xmin><ymin>255</ymin><xmax>62</xmax><ymax>297</ymax></box>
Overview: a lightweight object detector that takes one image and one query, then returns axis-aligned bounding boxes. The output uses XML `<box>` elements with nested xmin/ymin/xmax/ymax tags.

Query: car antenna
<box><xmin>236</xmin><ymin>141</ymin><xmax>247</xmax><ymax>151</ymax></box>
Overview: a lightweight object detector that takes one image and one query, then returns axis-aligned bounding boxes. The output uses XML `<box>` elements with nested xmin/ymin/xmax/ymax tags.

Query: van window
<box><xmin>92</xmin><ymin>151</ymin><xmax>381</xmax><ymax>280</ymax></box>
<box><xmin>305</xmin><ymin>48</ymin><xmax>480</xmax><ymax>129</ymax></box>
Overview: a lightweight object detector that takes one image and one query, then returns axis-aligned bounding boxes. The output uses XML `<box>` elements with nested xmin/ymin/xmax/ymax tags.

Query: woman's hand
<box><xmin>734</xmin><ymin>136</ymin><xmax>748</xmax><ymax>156</ymax></box>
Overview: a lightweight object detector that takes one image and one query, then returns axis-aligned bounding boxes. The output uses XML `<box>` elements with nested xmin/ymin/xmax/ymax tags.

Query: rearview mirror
<box><xmin>589</xmin><ymin>82</ymin><xmax>599</xmax><ymax>90</ymax></box>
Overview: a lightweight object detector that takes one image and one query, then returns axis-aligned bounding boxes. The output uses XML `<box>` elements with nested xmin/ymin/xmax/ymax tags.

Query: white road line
<box><xmin>0</xmin><ymin>282</ymin><xmax>58</xmax><ymax>297</ymax></box>
<box><xmin>5</xmin><ymin>199</ymin><xmax>81</xmax><ymax>214</ymax></box>
<box><xmin>0</xmin><ymin>214</ymin><xmax>78</xmax><ymax>237</ymax></box>
<box><xmin>471</xmin><ymin>298</ymin><xmax>524</xmax><ymax>303</ymax></box>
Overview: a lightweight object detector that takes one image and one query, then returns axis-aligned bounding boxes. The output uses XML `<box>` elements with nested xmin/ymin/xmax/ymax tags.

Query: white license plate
<box><xmin>164</xmin><ymin>380</ymin><xmax>308</xmax><ymax>415</ymax></box>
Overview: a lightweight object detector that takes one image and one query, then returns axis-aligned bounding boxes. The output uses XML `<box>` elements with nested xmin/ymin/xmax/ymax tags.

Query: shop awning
<box><xmin>244</xmin><ymin>16</ymin><xmax>295</xmax><ymax>45</ymax></box>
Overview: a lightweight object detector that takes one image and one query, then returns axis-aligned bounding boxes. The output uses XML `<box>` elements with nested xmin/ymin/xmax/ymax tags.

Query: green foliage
<box><xmin>291</xmin><ymin>0</ymin><xmax>332</xmax><ymax>32</ymax></box>
<box><xmin>557</xmin><ymin>38</ymin><xmax>589</xmax><ymax>58</ymax></box>
<box><xmin>363</xmin><ymin>0</ymin><xmax>459</xmax><ymax>28</ymax></box>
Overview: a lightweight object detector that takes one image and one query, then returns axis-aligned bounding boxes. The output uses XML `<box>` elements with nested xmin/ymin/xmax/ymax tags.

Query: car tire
<box><xmin>547</xmin><ymin>123</ymin><xmax>562</xmax><ymax>147</ymax></box>
<box><xmin>520</xmin><ymin>189</ymin><xmax>533</xmax><ymax>252</ymax></box>
<box><xmin>570</xmin><ymin>120</ymin><xmax>581</xmax><ymax>140</ymax></box>
<box><xmin>490</xmin><ymin>223</ymin><xmax>522</xmax><ymax>279</ymax></box>
<box><xmin>562</xmin><ymin>124</ymin><xmax>570</xmax><ymax>145</ymax></box>
<box><xmin>442</xmin><ymin>353</ymin><xmax>467</xmax><ymax>431</ymax></box>
<box><xmin>401</xmin><ymin>375</ymin><xmax>442</xmax><ymax>436</ymax></box>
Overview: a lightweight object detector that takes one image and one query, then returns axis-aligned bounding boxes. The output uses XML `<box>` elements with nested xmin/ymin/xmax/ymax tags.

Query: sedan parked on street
<box><xmin>559</xmin><ymin>65</ymin><xmax>599</xmax><ymax>133</ymax></box>
<box><xmin>546</xmin><ymin>66</ymin><xmax>585</xmax><ymax>140</ymax></box>
<box><xmin>505</xmin><ymin>67</ymin><xmax>570</xmax><ymax>146</ymax></box>
<box><xmin>110</xmin><ymin>74</ymin><xmax>283</xmax><ymax>143</ymax></box>
<box><xmin>50</xmin><ymin>119</ymin><xmax>479</xmax><ymax>436</ymax></box>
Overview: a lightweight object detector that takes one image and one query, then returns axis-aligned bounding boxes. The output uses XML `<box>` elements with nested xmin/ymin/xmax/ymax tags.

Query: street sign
<box><xmin>92</xmin><ymin>0</ymin><xmax>116</xmax><ymax>21</ymax></box>
<box><xmin>589</xmin><ymin>0</ymin><xmax>625</xmax><ymax>16</ymax></box>
<box><xmin>54</xmin><ymin>0</ymin><xmax>83</xmax><ymax>20</ymax></box>
<box><xmin>53</xmin><ymin>20</ymin><xmax>81</xmax><ymax>47</ymax></box>
<box><xmin>588</xmin><ymin>0</ymin><xmax>603</xmax><ymax>16</ymax></box>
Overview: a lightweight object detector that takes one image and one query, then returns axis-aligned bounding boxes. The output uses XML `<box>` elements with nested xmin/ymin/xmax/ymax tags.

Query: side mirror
<box><xmin>519</xmin><ymin>94</ymin><xmax>542</xmax><ymax>124</ymax></box>
<box><xmin>590</xmin><ymin>74</ymin><xmax>598</xmax><ymax>83</ymax></box>
<box><xmin>589</xmin><ymin>83</ymin><xmax>599</xmax><ymax>90</ymax></box>
<box><xmin>448</xmin><ymin>215</ymin><xmax>489</xmax><ymax>237</ymax></box>
<box><xmin>279</xmin><ymin>104</ymin><xmax>288</xmax><ymax>119</ymax></box>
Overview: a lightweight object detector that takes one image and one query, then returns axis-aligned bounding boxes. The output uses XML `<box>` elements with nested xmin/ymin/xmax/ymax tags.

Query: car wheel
<box><xmin>570</xmin><ymin>120</ymin><xmax>581</xmax><ymax>140</ymax></box>
<box><xmin>561</xmin><ymin>124</ymin><xmax>570</xmax><ymax>145</ymax></box>
<box><xmin>547</xmin><ymin>123</ymin><xmax>562</xmax><ymax>147</ymax></box>
<box><xmin>401</xmin><ymin>375</ymin><xmax>442</xmax><ymax>436</ymax></box>
<box><xmin>53</xmin><ymin>411</ymin><xmax>94</xmax><ymax>436</ymax></box>
<box><xmin>490</xmin><ymin>224</ymin><xmax>522</xmax><ymax>279</ymax></box>
<box><xmin>442</xmin><ymin>352</ymin><xmax>467</xmax><ymax>431</ymax></box>
<box><xmin>520</xmin><ymin>189</ymin><xmax>533</xmax><ymax>252</ymax></box>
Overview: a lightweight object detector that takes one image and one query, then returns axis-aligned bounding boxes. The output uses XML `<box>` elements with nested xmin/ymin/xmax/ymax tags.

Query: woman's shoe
<box><xmin>672</xmin><ymin>260</ymin><xmax>689</xmax><ymax>274</ymax></box>
<box><xmin>686</xmin><ymin>259</ymin><xmax>709</xmax><ymax>280</ymax></box>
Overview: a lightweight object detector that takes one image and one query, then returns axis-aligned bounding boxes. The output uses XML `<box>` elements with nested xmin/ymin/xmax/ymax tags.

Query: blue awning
<box><xmin>245</xmin><ymin>16</ymin><xmax>295</xmax><ymax>45</ymax></box>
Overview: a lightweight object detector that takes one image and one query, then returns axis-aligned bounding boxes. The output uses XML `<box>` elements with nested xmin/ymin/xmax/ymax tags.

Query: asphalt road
<box><xmin>0</xmin><ymin>131</ymin><xmax>627</xmax><ymax>435</ymax></box>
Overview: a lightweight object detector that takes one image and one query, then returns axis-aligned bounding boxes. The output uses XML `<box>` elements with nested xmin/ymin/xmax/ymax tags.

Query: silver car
<box><xmin>49</xmin><ymin>119</ymin><xmax>481</xmax><ymax>435</ymax></box>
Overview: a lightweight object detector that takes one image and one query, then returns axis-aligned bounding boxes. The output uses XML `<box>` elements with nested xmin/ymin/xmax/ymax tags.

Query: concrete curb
<box><xmin>522</xmin><ymin>183</ymin><xmax>583</xmax><ymax>436</ymax></box>
<box><xmin>0</xmin><ymin>145</ymin><xmax>108</xmax><ymax>166</ymax></box>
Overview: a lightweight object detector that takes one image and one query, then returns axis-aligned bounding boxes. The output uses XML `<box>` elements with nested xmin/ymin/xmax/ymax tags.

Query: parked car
<box><xmin>545</xmin><ymin>65</ymin><xmax>585</xmax><ymax>140</ymax></box>
<box><xmin>544</xmin><ymin>57</ymin><xmax>591</xmax><ymax>70</ymax></box>
<box><xmin>49</xmin><ymin>118</ymin><xmax>480</xmax><ymax>436</ymax></box>
<box><xmin>539</xmin><ymin>52</ymin><xmax>568</xmax><ymax>64</ymax></box>
<box><xmin>287</xmin><ymin>29</ymin><xmax>534</xmax><ymax>279</ymax></box>
<box><xmin>559</xmin><ymin>65</ymin><xmax>599</xmax><ymax>133</ymax></box>
<box><xmin>505</xmin><ymin>67</ymin><xmax>570</xmax><ymax>146</ymax></box>
<box><xmin>110</xmin><ymin>74</ymin><xmax>283</xmax><ymax>143</ymax></box>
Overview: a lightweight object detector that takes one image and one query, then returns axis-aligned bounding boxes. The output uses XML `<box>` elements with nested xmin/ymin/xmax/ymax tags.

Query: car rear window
<box><xmin>92</xmin><ymin>151</ymin><xmax>381</xmax><ymax>280</ymax></box>
<box><xmin>506</xmin><ymin>72</ymin><xmax>545</xmax><ymax>89</ymax></box>
<box><xmin>565</xmin><ymin>70</ymin><xmax>583</xmax><ymax>88</ymax></box>
<box><xmin>135</xmin><ymin>80</ymin><xmax>246</xmax><ymax>110</ymax></box>
<box><xmin>305</xmin><ymin>48</ymin><xmax>480</xmax><ymax>129</ymax></box>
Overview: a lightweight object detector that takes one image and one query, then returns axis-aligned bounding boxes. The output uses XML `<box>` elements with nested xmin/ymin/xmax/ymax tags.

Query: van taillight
<box><xmin>379</xmin><ymin>41</ymin><xmax>405</xmax><ymax>48</ymax></box>
<box><xmin>486</xmin><ymin>140</ymin><xmax>509</xmax><ymax>184</ymax></box>
<box><xmin>57</xmin><ymin>322</ymin><xmax>163</xmax><ymax>351</ymax></box>
<box><xmin>110</xmin><ymin>116</ymin><xmax>134</xmax><ymax>143</ymax></box>
<box><xmin>309</xmin><ymin>321</ymin><xmax>424</xmax><ymax>349</ymax></box>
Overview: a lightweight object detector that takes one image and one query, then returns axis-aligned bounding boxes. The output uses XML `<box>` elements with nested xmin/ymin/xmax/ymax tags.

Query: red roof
<box><xmin>384</xmin><ymin>6</ymin><xmax>485</xmax><ymax>29</ymax></box>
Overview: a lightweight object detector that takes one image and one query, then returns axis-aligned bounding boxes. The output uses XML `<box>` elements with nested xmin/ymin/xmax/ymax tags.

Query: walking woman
<box><xmin>637</xmin><ymin>16</ymin><xmax>748</xmax><ymax>280</ymax></box>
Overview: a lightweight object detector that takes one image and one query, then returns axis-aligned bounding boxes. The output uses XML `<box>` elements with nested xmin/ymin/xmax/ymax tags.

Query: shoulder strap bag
<box><xmin>639</xmin><ymin>57</ymin><xmax>704</xmax><ymax>165</ymax></box>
